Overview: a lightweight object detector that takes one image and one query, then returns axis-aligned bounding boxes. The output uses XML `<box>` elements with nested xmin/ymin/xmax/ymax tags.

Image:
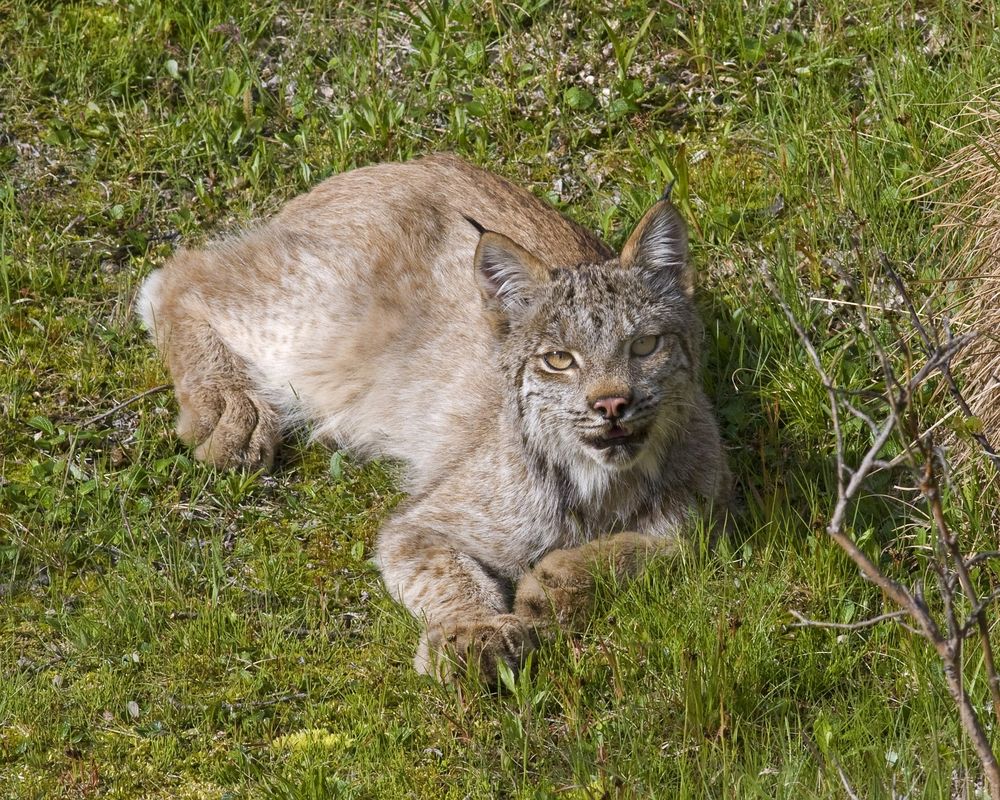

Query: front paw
<box><xmin>513</xmin><ymin>548</ymin><xmax>595</xmax><ymax>632</ymax></box>
<box><xmin>416</xmin><ymin>614</ymin><xmax>538</xmax><ymax>688</ymax></box>
<box><xmin>513</xmin><ymin>534</ymin><xmax>668</xmax><ymax>632</ymax></box>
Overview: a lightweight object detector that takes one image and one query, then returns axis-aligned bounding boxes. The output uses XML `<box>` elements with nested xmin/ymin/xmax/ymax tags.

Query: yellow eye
<box><xmin>630</xmin><ymin>335</ymin><xmax>660</xmax><ymax>357</ymax></box>
<box><xmin>542</xmin><ymin>351</ymin><xmax>576</xmax><ymax>370</ymax></box>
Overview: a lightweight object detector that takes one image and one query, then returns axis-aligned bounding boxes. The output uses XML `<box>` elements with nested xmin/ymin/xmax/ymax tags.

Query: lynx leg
<box><xmin>514</xmin><ymin>532</ymin><xmax>679</xmax><ymax>633</ymax></box>
<box><xmin>164</xmin><ymin>318</ymin><xmax>280</xmax><ymax>471</ymax></box>
<box><xmin>376</xmin><ymin>519</ymin><xmax>537</xmax><ymax>687</ymax></box>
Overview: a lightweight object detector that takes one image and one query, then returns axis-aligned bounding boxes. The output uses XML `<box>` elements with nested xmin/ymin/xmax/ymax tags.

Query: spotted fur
<box><xmin>139</xmin><ymin>154</ymin><xmax>731</xmax><ymax>686</ymax></box>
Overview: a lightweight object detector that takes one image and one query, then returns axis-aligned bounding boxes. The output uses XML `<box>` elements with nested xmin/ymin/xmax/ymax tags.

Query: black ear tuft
<box><xmin>619</xmin><ymin>200</ymin><xmax>692</xmax><ymax>297</ymax></box>
<box><xmin>463</xmin><ymin>215</ymin><xmax>487</xmax><ymax>235</ymax></box>
<box><xmin>474</xmin><ymin>232</ymin><xmax>550</xmax><ymax>317</ymax></box>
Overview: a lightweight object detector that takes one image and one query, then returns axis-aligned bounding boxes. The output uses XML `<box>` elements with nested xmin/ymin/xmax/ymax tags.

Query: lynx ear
<box><xmin>619</xmin><ymin>200</ymin><xmax>693</xmax><ymax>298</ymax></box>
<box><xmin>473</xmin><ymin>230</ymin><xmax>549</xmax><ymax>316</ymax></box>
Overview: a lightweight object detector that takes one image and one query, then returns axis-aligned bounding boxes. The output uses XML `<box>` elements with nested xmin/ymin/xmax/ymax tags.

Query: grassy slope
<box><xmin>1</xmin><ymin>1</ymin><xmax>999</xmax><ymax>797</ymax></box>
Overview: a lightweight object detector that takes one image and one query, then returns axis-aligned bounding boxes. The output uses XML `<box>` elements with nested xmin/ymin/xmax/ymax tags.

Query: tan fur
<box><xmin>139</xmin><ymin>154</ymin><xmax>731</xmax><ymax>686</ymax></box>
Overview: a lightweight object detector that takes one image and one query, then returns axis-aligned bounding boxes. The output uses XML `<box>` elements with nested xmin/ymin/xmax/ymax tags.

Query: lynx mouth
<box><xmin>585</xmin><ymin>424</ymin><xmax>649</xmax><ymax>451</ymax></box>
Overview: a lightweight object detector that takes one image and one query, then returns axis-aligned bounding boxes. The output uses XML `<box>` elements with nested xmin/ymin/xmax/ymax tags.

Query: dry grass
<box><xmin>931</xmin><ymin>98</ymin><xmax>1000</xmax><ymax>473</ymax></box>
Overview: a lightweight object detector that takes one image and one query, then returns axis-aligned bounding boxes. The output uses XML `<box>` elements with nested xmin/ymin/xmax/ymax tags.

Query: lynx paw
<box><xmin>179</xmin><ymin>389</ymin><xmax>278</xmax><ymax>471</ymax></box>
<box><xmin>514</xmin><ymin>533</ymin><xmax>670</xmax><ymax>632</ymax></box>
<box><xmin>513</xmin><ymin>549</ymin><xmax>596</xmax><ymax>632</ymax></box>
<box><xmin>416</xmin><ymin>614</ymin><xmax>538</xmax><ymax>688</ymax></box>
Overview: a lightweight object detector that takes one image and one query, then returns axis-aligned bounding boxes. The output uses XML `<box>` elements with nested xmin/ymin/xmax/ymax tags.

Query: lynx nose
<box><xmin>592</xmin><ymin>395</ymin><xmax>631</xmax><ymax>420</ymax></box>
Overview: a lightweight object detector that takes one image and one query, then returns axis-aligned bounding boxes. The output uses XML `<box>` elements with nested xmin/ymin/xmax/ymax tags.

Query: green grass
<box><xmin>2</xmin><ymin>1</ymin><xmax>1000</xmax><ymax>797</ymax></box>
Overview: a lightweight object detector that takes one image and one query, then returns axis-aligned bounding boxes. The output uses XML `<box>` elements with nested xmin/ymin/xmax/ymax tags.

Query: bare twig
<box><xmin>220</xmin><ymin>691</ymin><xmax>307</xmax><ymax>714</ymax></box>
<box><xmin>80</xmin><ymin>384</ymin><xmax>171</xmax><ymax>428</ymax></box>
<box><xmin>882</xmin><ymin>253</ymin><xmax>1000</xmax><ymax>471</ymax></box>
<box><xmin>836</xmin><ymin>762</ymin><xmax>860</xmax><ymax>800</ymax></box>
<box><xmin>787</xmin><ymin>608</ymin><xmax>908</xmax><ymax>631</ymax></box>
<box><xmin>966</xmin><ymin>551</ymin><xmax>1000</xmax><ymax>569</ymax></box>
<box><xmin>960</xmin><ymin>589</ymin><xmax>1000</xmax><ymax>640</ymax></box>
<box><xmin>764</xmin><ymin>251</ymin><xmax>1000</xmax><ymax>797</ymax></box>
<box><xmin>924</xmin><ymin>449</ymin><xmax>1000</xmax><ymax>725</ymax></box>
<box><xmin>760</xmin><ymin>267</ymin><xmax>847</xmax><ymax>496</ymax></box>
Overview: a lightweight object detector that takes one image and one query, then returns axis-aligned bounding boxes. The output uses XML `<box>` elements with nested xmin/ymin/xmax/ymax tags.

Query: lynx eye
<box><xmin>630</xmin><ymin>335</ymin><xmax>661</xmax><ymax>357</ymax></box>
<box><xmin>542</xmin><ymin>351</ymin><xmax>576</xmax><ymax>371</ymax></box>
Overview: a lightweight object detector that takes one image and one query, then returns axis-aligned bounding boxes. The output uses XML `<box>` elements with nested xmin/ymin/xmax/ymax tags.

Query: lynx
<box><xmin>139</xmin><ymin>154</ymin><xmax>731</xmax><ymax>685</ymax></box>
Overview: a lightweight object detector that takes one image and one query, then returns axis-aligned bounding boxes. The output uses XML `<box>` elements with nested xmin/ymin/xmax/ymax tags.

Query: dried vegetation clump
<box><xmin>932</xmin><ymin>100</ymin><xmax>1000</xmax><ymax>464</ymax></box>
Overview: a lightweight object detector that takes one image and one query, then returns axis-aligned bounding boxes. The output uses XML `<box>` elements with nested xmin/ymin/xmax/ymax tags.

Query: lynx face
<box><xmin>515</xmin><ymin>262</ymin><xmax>698</xmax><ymax>471</ymax></box>
<box><xmin>474</xmin><ymin>199</ymin><xmax>697</xmax><ymax>477</ymax></box>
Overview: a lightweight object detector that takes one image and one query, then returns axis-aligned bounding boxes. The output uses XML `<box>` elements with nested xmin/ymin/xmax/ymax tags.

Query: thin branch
<box><xmin>766</xmin><ymin>244</ymin><xmax>1000</xmax><ymax>797</ymax></box>
<box><xmin>80</xmin><ymin>384</ymin><xmax>171</xmax><ymax>428</ymax></box>
<box><xmin>882</xmin><ymin>254</ymin><xmax>1000</xmax><ymax>471</ymax></box>
<box><xmin>761</xmin><ymin>265</ymin><xmax>847</xmax><ymax>496</ymax></box>
<box><xmin>836</xmin><ymin>762</ymin><xmax>860</xmax><ymax>800</ymax></box>
<box><xmin>787</xmin><ymin>608</ymin><xmax>909</xmax><ymax>631</ymax></box>
<box><xmin>843</xmin><ymin>398</ymin><xmax>881</xmax><ymax>436</ymax></box>
<box><xmin>961</xmin><ymin>588</ymin><xmax>1000</xmax><ymax>640</ymax></box>
<box><xmin>923</xmin><ymin>450</ymin><xmax>1000</xmax><ymax>726</ymax></box>
<box><xmin>966</xmin><ymin>552</ymin><xmax>1000</xmax><ymax>570</ymax></box>
<box><xmin>220</xmin><ymin>691</ymin><xmax>307</xmax><ymax>715</ymax></box>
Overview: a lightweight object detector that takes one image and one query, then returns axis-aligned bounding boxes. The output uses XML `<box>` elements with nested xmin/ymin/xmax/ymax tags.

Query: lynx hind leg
<box><xmin>514</xmin><ymin>532</ymin><xmax>678</xmax><ymax>632</ymax></box>
<box><xmin>376</xmin><ymin>523</ymin><xmax>537</xmax><ymax>687</ymax></box>
<box><xmin>140</xmin><ymin>271</ymin><xmax>279</xmax><ymax>471</ymax></box>
<box><xmin>170</xmin><ymin>324</ymin><xmax>279</xmax><ymax>470</ymax></box>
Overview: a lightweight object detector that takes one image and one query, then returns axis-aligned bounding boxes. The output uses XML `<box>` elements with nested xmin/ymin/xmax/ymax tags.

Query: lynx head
<box><xmin>473</xmin><ymin>199</ymin><xmax>701</xmax><ymax>491</ymax></box>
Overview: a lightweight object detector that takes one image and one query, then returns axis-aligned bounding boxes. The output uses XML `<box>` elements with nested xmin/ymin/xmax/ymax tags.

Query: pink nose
<box><xmin>592</xmin><ymin>395</ymin><xmax>630</xmax><ymax>419</ymax></box>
